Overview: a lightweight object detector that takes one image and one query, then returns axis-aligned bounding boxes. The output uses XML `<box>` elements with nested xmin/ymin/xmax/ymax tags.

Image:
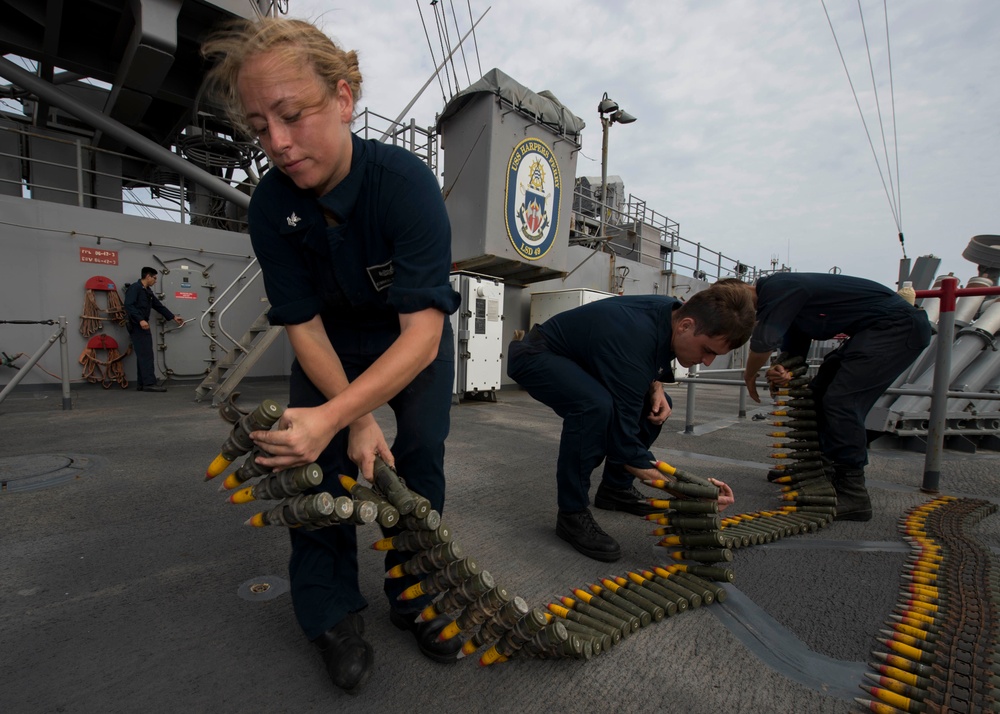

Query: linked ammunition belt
<box><xmin>857</xmin><ymin>496</ymin><xmax>1000</xmax><ymax>713</ymax></box>
<box><xmin>201</xmin><ymin>397</ymin><xmax>744</xmax><ymax>666</ymax></box>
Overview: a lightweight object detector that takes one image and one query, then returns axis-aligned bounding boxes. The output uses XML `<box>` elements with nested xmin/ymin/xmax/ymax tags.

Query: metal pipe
<box><xmin>59</xmin><ymin>316</ymin><xmax>71</xmax><ymax>410</ymax></box>
<box><xmin>889</xmin><ymin>297</ymin><xmax>1000</xmax><ymax>414</ymax></box>
<box><xmin>0</xmin><ymin>55</ymin><xmax>251</xmax><ymax>210</ymax></box>
<box><xmin>684</xmin><ymin>365</ymin><xmax>698</xmax><ymax>434</ymax></box>
<box><xmin>922</xmin><ymin>278</ymin><xmax>958</xmax><ymax>493</ymax></box>
<box><xmin>0</xmin><ymin>322</ymin><xmax>65</xmax><ymax>406</ymax></box>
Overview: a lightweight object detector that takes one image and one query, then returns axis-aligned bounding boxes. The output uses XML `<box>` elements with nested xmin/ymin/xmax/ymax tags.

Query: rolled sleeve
<box><xmin>380</xmin><ymin>154</ymin><xmax>460</xmax><ymax>316</ymax></box>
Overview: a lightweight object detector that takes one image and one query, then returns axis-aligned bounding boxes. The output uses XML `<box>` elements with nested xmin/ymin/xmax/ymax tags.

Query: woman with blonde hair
<box><xmin>203</xmin><ymin>16</ymin><xmax>461</xmax><ymax>694</ymax></box>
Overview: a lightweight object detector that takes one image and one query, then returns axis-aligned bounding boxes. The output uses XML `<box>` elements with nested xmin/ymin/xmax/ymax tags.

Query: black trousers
<box><xmin>810</xmin><ymin>312</ymin><xmax>931</xmax><ymax>468</ymax></box>
<box><xmin>129</xmin><ymin>327</ymin><xmax>156</xmax><ymax>387</ymax></box>
<box><xmin>286</xmin><ymin>329</ymin><xmax>454</xmax><ymax>641</ymax></box>
<box><xmin>507</xmin><ymin>333</ymin><xmax>665</xmax><ymax>513</ymax></box>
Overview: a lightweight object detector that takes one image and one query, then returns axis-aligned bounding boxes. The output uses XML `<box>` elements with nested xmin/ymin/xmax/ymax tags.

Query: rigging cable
<box><xmin>466</xmin><ymin>0</ymin><xmax>483</xmax><ymax>78</ymax></box>
<box><xmin>431</xmin><ymin>1</ymin><xmax>456</xmax><ymax>99</ymax></box>
<box><xmin>448</xmin><ymin>0</ymin><xmax>473</xmax><ymax>86</ymax></box>
<box><xmin>416</xmin><ymin>0</ymin><xmax>449</xmax><ymax>104</ymax></box>
<box><xmin>821</xmin><ymin>0</ymin><xmax>905</xmax><ymax>256</ymax></box>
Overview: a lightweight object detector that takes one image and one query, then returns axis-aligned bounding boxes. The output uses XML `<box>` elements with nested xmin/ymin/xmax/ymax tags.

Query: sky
<box><xmin>284</xmin><ymin>0</ymin><xmax>999</xmax><ymax>289</ymax></box>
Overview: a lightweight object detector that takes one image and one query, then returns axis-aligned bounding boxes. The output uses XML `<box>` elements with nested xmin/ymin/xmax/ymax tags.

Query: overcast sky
<box><xmin>285</xmin><ymin>0</ymin><xmax>998</xmax><ymax>289</ymax></box>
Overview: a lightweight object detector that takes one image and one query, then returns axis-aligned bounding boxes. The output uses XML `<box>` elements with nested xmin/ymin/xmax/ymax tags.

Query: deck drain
<box><xmin>0</xmin><ymin>454</ymin><xmax>101</xmax><ymax>494</ymax></box>
<box><xmin>238</xmin><ymin>575</ymin><xmax>289</xmax><ymax>602</ymax></box>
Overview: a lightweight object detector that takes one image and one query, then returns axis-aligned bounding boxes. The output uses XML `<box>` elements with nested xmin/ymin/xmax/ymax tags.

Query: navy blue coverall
<box><xmin>751</xmin><ymin>272</ymin><xmax>931</xmax><ymax>468</ymax></box>
<box><xmin>123</xmin><ymin>280</ymin><xmax>175</xmax><ymax>388</ymax></box>
<box><xmin>248</xmin><ymin>134</ymin><xmax>460</xmax><ymax>640</ymax></box>
<box><xmin>507</xmin><ymin>296</ymin><xmax>678</xmax><ymax>512</ymax></box>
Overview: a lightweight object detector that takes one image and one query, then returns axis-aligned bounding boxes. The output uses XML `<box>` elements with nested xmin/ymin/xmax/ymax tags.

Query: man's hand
<box><xmin>172</xmin><ymin>315</ymin><xmax>184</xmax><ymax>327</ymax></box>
<box><xmin>709</xmin><ymin>478</ymin><xmax>735</xmax><ymax>511</ymax></box>
<box><xmin>647</xmin><ymin>383</ymin><xmax>672</xmax><ymax>425</ymax></box>
<box><xmin>250</xmin><ymin>406</ymin><xmax>336</xmax><ymax>470</ymax></box>
<box><xmin>765</xmin><ymin>364</ymin><xmax>791</xmax><ymax>394</ymax></box>
<box><xmin>744</xmin><ymin>371</ymin><xmax>761</xmax><ymax>403</ymax></box>
<box><xmin>346</xmin><ymin>416</ymin><xmax>393</xmax><ymax>483</ymax></box>
<box><xmin>625</xmin><ymin>464</ymin><xmax>663</xmax><ymax>485</ymax></box>
<box><xmin>139</xmin><ymin>319</ymin><xmax>150</xmax><ymax>331</ymax></box>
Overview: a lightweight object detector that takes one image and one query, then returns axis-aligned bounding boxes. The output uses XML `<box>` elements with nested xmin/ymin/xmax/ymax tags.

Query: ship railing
<box><xmin>0</xmin><ymin>123</ymin><xmax>249</xmax><ymax>231</ymax></box>
<box><xmin>570</xmin><ymin>186</ymin><xmax>764</xmax><ymax>282</ymax></box>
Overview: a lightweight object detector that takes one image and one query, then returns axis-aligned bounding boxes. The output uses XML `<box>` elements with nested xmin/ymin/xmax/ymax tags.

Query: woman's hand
<box><xmin>346</xmin><ymin>416</ymin><xmax>393</xmax><ymax>483</ymax></box>
<box><xmin>250</xmin><ymin>406</ymin><xmax>336</xmax><ymax>470</ymax></box>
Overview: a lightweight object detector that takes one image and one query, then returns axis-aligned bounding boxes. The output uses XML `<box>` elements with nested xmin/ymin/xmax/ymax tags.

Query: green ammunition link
<box><xmin>267</xmin><ymin>492</ymin><xmax>336</xmax><ymax>527</ymax></box>
<box><xmin>372</xmin><ymin>457</ymin><xmax>415</xmax><ymax>515</ymax></box>
<box><xmin>410</xmin><ymin>494</ymin><xmax>431</xmax><ymax>520</ymax></box>
<box><xmin>348</xmin><ymin>500</ymin><xmax>377</xmax><ymax>525</ymax></box>
<box><xmin>405</xmin><ymin>541</ymin><xmax>465</xmax><ymax>576</ymax></box>
<box><xmin>522</xmin><ymin>621</ymin><xmax>569</xmax><ymax>656</ymax></box>
<box><xmin>433</xmin><ymin>571</ymin><xmax>496</xmax><ymax>618</ymax></box>
<box><xmin>652</xmin><ymin>514</ymin><xmax>722</xmax><ymax>530</ymax></box>
<box><xmin>622</xmin><ymin>580</ymin><xmax>688</xmax><ymax>617</ymax></box>
<box><xmin>666</xmin><ymin>547</ymin><xmax>733</xmax><ymax>564</ymax></box>
<box><xmin>346</xmin><ymin>482</ymin><xmax>399</xmax><ymax>528</ymax></box>
<box><xmin>494</xmin><ymin>608</ymin><xmax>549</xmax><ymax>657</ymax></box>
<box><xmin>628</xmin><ymin>575</ymin><xmax>689</xmax><ymax>612</ymax></box>
<box><xmin>557</xmin><ymin>618</ymin><xmax>610</xmax><ymax>654</ymax></box>
<box><xmin>559</xmin><ymin>605</ymin><xmax>622</xmax><ymax>644</ymax></box>
<box><xmin>658</xmin><ymin>531</ymin><xmax>727</xmax><ymax>548</ymax></box>
<box><xmin>657</xmin><ymin>479</ymin><xmax>719</xmax><ymax>500</ymax></box>
<box><xmin>453</xmin><ymin>585</ymin><xmax>510</xmax><ymax>631</ymax></box>
<box><xmin>229</xmin><ymin>447</ymin><xmax>272</xmax><ymax>487</ymax></box>
<box><xmin>604</xmin><ymin>581</ymin><xmax>665</xmax><ymax>621</ymax></box>
<box><xmin>471</xmin><ymin>597</ymin><xmax>529</xmax><ymax>649</ymax></box>
<box><xmin>577</xmin><ymin>591</ymin><xmax>641</xmax><ymax>631</ymax></box>
<box><xmin>620</xmin><ymin>580</ymin><xmax>675</xmax><ymax>617</ymax></box>
<box><xmin>646</xmin><ymin>572</ymin><xmax>703</xmax><ymax>608</ymax></box>
<box><xmin>571</xmin><ymin>600</ymin><xmax>632</xmax><ymax>638</ymax></box>
<box><xmin>674</xmin><ymin>563</ymin><xmax>735</xmax><ymax>583</ymax></box>
<box><xmin>419</xmin><ymin>557</ymin><xmax>480</xmax><ymax>595</ymax></box>
<box><xmin>770</xmin><ymin>419</ymin><xmax>818</xmax><ymax>429</ymax></box>
<box><xmin>649</xmin><ymin>499</ymin><xmax>719</xmax><ymax>514</ymax></box>
<box><xmin>385</xmin><ymin>524</ymin><xmax>452</xmax><ymax>552</ymax></box>
<box><xmin>671</xmin><ymin>569</ymin><xmax>728</xmax><ymax>603</ymax></box>
<box><xmin>594</xmin><ymin>587</ymin><xmax>650</xmax><ymax>625</ymax></box>
<box><xmin>399</xmin><ymin>509</ymin><xmax>442</xmax><ymax>531</ymax></box>
<box><xmin>250</xmin><ymin>463</ymin><xmax>323</xmax><ymax>500</ymax></box>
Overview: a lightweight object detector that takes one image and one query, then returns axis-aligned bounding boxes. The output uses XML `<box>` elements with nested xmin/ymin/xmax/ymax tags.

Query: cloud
<box><xmin>283</xmin><ymin>0</ymin><xmax>999</xmax><ymax>286</ymax></box>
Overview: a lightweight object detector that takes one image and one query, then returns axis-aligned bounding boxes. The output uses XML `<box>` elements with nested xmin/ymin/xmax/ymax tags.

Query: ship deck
<box><xmin>2</xmin><ymin>377</ymin><xmax>998</xmax><ymax>713</ymax></box>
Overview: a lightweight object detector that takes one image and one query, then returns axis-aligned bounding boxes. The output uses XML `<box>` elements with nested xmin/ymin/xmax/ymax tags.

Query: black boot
<box><xmin>313</xmin><ymin>613</ymin><xmax>373</xmax><ymax>695</ymax></box>
<box><xmin>831</xmin><ymin>465</ymin><xmax>872</xmax><ymax>522</ymax></box>
<box><xmin>594</xmin><ymin>482</ymin><xmax>659</xmax><ymax>516</ymax></box>
<box><xmin>556</xmin><ymin>508</ymin><xmax>622</xmax><ymax>562</ymax></box>
<box><xmin>389</xmin><ymin>608</ymin><xmax>463</xmax><ymax>663</ymax></box>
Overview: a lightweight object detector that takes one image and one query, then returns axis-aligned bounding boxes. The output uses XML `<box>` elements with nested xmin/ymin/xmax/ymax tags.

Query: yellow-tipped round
<box><xmin>244</xmin><ymin>512</ymin><xmax>265</xmax><ymax>528</ymax></box>
<box><xmin>547</xmin><ymin>602</ymin><xmax>570</xmax><ymax>618</ymax></box>
<box><xmin>371</xmin><ymin>537</ymin><xmax>395</xmax><ymax>551</ymax></box>
<box><xmin>385</xmin><ymin>564</ymin><xmax>406</xmax><ymax>579</ymax></box>
<box><xmin>418</xmin><ymin>605</ymin><xmax>439</xmax><ymax>622</ymax></box>
<box><xmin>478</xmin><ymin>646</ymin><xmax>502</xmax><ymax>666</ymax></box>
<box><xmin>221</xmin><ymin>473</ymin><xmax>242</xmax><ymax>491</ymax></box>
<box><xmin>229</xmin><ymin>486</ymin><xmax>255</xmax><ymax>505</ymax></box>
<box><xmin>398</xmin><ymin>582</ymin><xmax>425</xmax><ymax>601</ymax></box>
<box><xmin>338</xmin><ymin>474</ymin><xmax>358</xmax><ymax>492</ymax></box>
<box><xmin>205</xmin><ymin>453</ymin><xmax>232</xmax><ymax>480</ymax></box>
<box><xmin>654</xmin><ymin>461</ymin><xmax>677</xmax><ymax>476</ymax></box>
<box><xmin>559</xmin><ymin>596</ymin><xmax>575</xmax><ymax>608</ymax></box>
<box><xmin>460</xmin><ymin>640</ymin><xmax>478</xmax><ymax>656</ymax></box>
<box><xmin>573</xmin><ymin>588</ymin><xmax>594</xmax><ymax>603</ymax></box>
<box><xmin>437</xmin><ymin>620</ymin><xmax>462</xmax><ymax>642</ymax></box>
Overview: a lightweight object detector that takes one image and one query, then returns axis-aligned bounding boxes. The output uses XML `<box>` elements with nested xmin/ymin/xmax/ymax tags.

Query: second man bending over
<box><xmin>507</xmin><ymin>281</ymin><xmax>756</xmax><ymax>562</ymax></box>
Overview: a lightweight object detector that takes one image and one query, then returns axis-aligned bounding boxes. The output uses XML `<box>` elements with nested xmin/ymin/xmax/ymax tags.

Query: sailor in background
<box><xmin>202</xmin><ymin>17</ymin><xmax>461</xmax><ymax>695</ymax></box>
<box><xmin>123</xmin><ymin>266</ymin><xmax>183</xmax><ymax>392</ymax></box>
<box><xmin>741</xmin><ymin>273</ymin><xmax>932</xmax><ymax>521</ymax></box>
<box><xmin>507</xmin><ymin>281</ymin><xmax>754</xmax><ymax>562</ymax></box>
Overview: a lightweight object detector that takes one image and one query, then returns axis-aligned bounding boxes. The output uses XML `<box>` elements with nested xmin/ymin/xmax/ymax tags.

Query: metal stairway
<box><xmin>194</xmin><ymin>309</ymin><xmax>284</xmax><ymax>405</ymax></box>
